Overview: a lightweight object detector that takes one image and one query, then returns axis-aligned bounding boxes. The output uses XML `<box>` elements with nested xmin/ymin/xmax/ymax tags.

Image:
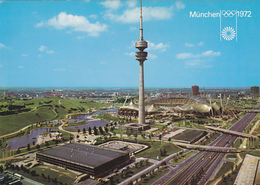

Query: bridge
<box><xmin>172</xmin><ymin>141</ymin><xmax>243</xmax><ymax>153</ymax></box>
<box><xmin>227</xmin><ymin>108</ymin><xmax>260</xmax><ymax>113</ymax></box>
<box><xmin>205</xmin><ymin>126</ymin><xmax>258</xmax><ymax>139</ymax></box>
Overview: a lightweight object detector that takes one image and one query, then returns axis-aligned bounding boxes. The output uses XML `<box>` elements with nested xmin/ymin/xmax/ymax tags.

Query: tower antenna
<box><xmin>140</xmin><ymin>0</ymin><xmax>143</xmax><ymax>41</ymax></box>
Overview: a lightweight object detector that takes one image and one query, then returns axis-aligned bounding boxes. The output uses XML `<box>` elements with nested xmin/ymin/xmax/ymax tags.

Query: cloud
<box><xmin>126</xmin><ymin>0</ymin><xmax>137</xmax><ymax>8</ymax></box>
<box><xmin>184</xmin><ymin>43</ymin><xmax>194</xmax><ymax>47</ymax></box>
<box><xmin>175</xmin><ymin>1</ymin><xmax>185</xmax><ymax>10</ymax></box>
<box><xmin>39</xmin><ymin>45</ymin><xmax>54</xmax><ymax>54</ymax></box>
<box><xmin>200</xmin><ymin>50</ymin><xmax>221</xmax><ymax>57</ymax></box>
<box><xmin>130</xmin><ymin>26</ymin><xmax>137</xmax><ymax>32</ymax></box>
<box><xmin>101</xmin><ymin>0</ymin><xmax>121</xmax><ymax>10</ymax></box>
<box><xmin>21</xmin><ymin>54</ymin><xmax>28</xmax><ymax>57</ymax></box>
<box><xmin>89</xmin><ymin>14</ymin><xmax>98</xmax><ymax>19</ymax></box>
<box><xmin>77</xmin><ymin>36</ymin><xmax>85</xmax><ymax>39</ymax></box>
<box><xmin>148</xmin><ymin>41</ymin><xmax>169</xmax><ymax>52</ymax></box>
<box><xmin>84</xmin><ymin>0</ymin><xmax>90</xmax><ymax>2</ymax></box>
<box><xmin>176</xmin><ymin>53</ymin><xmax>194</xmax><ymax>59</ymax></box>
<box><xmin>100</xmin><ymin>61</ymin><xmax>106</xmax><ymax>65</ymax></box>
<box><xmin>0</xmin><ymin>43</ymin><xmax>8</xmax><ymax>49</ymax></box>
<box><xmin>37</xmin><ymin>55</ymin><xmax>42</xmax><ymax>58</ymax></box>
<box><xmin>104</xmin><ymin>6</ymin><xmax>173</xmax><ymax>23</ymax></box>
<box><xmin>148</xmin><ymin>53</ymin><xmax>157</xmax><ymax>60</ymax></box>
<box><xmin>176</xmin><ymin>50</ymin><xmax>221</xmax><ymax>59</ymax></box>
<box><xmin>35</xmin><ymin>21</ymin><xmax>44</xmax><ymax>27</ymax></box>
<box><xmin>0</xmin><ymin>65</ymin><xmax>3</xmax><ymax>68</ymax></box>
<box><xmin>19</xmin><ymin>66</ymin><xmax>24</xmax><ymax>68</ymax></box>
<box><xmin>39</xmin><ymin>45</ymin><xmax>46</xmax><ymax>52</ymax></box>
<box><xmin>185</xmin><ymin>41</ymin><xmax>204</xmax><ymax>47</ymax></box>
<box><xmin>36</xmin><ymin>12</ymin><xmax>107</xmax><ymax>37</ymax></box>
<box><xmin>125</xmin><ymin>52</ymin><xmax>135</xmax><ymax>57</ymax></box>
<box><xmin>198</xmin><ymin>41</ymin><xmax>204</xmax><ymax>46</ymax></box>
<box><xmin>185</xmin><ymin>59</ymin><xmax>213</xmax><ymax>68</ymax></box>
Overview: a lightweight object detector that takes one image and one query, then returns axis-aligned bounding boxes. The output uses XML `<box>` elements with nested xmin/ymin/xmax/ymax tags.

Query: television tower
<box><xmin>135</xmin><ymin>0</ymin><xmax>148</xmax><ymax>124</ymax></box>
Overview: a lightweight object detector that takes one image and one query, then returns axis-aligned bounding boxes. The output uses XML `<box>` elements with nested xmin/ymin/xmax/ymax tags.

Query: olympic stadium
<box><xmin>118</xmin><ymin>95</ymin><xmax>224</xmax><ymax>118</ymax></box>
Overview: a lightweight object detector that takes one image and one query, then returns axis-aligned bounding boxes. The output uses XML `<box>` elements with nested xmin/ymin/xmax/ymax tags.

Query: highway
<box><xmin>163</xmin><ymin>111</ymin><xmax>258</xmax><ymax>185</ymax></box>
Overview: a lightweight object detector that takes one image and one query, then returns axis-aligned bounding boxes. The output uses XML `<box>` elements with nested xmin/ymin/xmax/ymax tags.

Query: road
<box><xmin>162</xmin><ymin>111</ymin><xmax>258</xmax><ymax>185</ymax></box>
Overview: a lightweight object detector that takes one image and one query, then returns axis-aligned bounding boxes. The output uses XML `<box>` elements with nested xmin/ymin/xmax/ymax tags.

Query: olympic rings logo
<box><xmin>221</xmin><ymin>10</ymin><xmax>237</xmax><ymax>17</ymax></box>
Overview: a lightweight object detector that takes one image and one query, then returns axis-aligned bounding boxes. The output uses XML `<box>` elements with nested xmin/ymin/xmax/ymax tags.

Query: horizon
<box><xmin>0</xmin><ymin>86</ymin><xmax>254</xmax><ymax>89</ymax></box>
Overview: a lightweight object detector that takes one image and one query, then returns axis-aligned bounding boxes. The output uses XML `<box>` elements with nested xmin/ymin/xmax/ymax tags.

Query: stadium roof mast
<box><xmin>135</xmin><ymin>0</ymin><xmax>148</xmax><ymax>124</ymax></box>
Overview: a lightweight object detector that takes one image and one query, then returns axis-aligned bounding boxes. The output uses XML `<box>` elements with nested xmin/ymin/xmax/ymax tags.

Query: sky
<box><xmin>0</xmin><ymin>0</ymin><xmax>259</xmax><ymax>88</ymax></box>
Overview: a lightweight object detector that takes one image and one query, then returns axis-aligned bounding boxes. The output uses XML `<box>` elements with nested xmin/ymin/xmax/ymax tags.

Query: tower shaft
<box><xmin>139</xmin><ymin>61</ymin><xmax>145</xmax><ymax>124</ymax></box>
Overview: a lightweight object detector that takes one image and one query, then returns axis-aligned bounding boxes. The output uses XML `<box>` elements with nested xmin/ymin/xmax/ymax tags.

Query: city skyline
<box><xmin>0</xmin><ymin>0</ymin><xmax>259</xmax><ymax>88</ymax></box>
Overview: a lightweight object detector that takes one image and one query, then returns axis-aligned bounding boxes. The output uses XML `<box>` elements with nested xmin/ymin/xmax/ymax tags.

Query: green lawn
<box><xmin>170</xmin><ymin>150</ymin><xmax>198</xmax><ymax>164</ymax></box>
<box><xmin>0</xmin><ymin>106</ymin><xmax>56</xmax><ymax>135</ymax></box>
<box><xmin>135</xmin><ymin>142</ymin><xmax>182</xmax><ymax>160</ymax></box>
<box><xmin>33</xmin><ymin>165</ymin><xmax>76</xmax><ymax>185</ymax></box>
<box><xmin>99</xmin><ymin>162</ymin><xmax>153</xmax><ymax>185</ymax></box>
<box><xmin>9</xmin><ymin>164</ymin><xmax>76</xmax><ymax>185</ymax></box>
<box><xmin>0</xmin><ymin>97</ymin><xmax>111</xmax><ymax>136</ymax></box>
<box><xmin>92</xmin><ymin>113</ymin><xmax>120</xmax><ymax>122</ymax></box>
<box><xmin>206</xmin><ymin>161</ymin><xmax>235</xmax><ymax>185</ymax></box>
<box><xmin>136</xmin><ymin>168</ymin><xmax>169</xmax><ymax>184</ymax></box>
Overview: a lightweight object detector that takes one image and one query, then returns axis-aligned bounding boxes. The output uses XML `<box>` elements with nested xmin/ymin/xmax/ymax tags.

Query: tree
<box><xmin>99</xmin><ymin>126</ymin><xmax>104</xmax><ymax>135</ymax></box>
<box><xmin>78</xmin><ymin>129</ymin><xmax>80</xmax><ymax>133</ymax></box>
<box><xmin>94</xmin><ymin>127</ymin><xmax>98</xmax><ymax>135</ymax></box>
<box><xmin>27</xmin><ymin>144</ymin><xmax>31</xmax><ymax>151</ymax></box>
<box><xmin>83</xmin><ymin>128</ymin><xmax>86</xmax><ymax>134</ymax></box>
<box><xmin>160</xmin><ymin>148</ymin><xmax>167</xmax><ymax>156</ymax></box>
<box><xmin>17</xmin><ymin>148</ymin><xmax>21</xmax><ymax>154</ymax></box>
<box><xmin>36</xmin><ymin>144</ymin><xmax>40</xmax><ymax>150</ymax></box>
<box><xmin>126</xmin><ymin>131</ymin><xmax>132</xmax><ymax>137</ymax></box>
<box><xmin>105</xmin><ymin>127</ymin><xmax>109</xmax><ymax>133</ymax></box>
<box><xmin>88</xmin><ymin>127</ymin><xmax>92</xmax><ymax>135</ymax></box>
<box><xmin>31</xmin><ymin>170</ymin><xmax>37</xmax><ymax>176</ymax></box>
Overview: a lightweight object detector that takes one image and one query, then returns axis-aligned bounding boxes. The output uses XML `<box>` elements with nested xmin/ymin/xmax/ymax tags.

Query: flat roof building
<box><xmin>192</xmin><ymin>85</ymin><xmax>199</xmax><ymax>96</ymax></box>
<box><xmin>251</xmin><ymin>86</ymin><xmax>259</xmax><ymax>98</ymax></box>
<box><xmin>121</xmin><ymin>123</ymin><xmax>150</xmax><ymax>132</ymax></box>
<box><xmin>36</xmin><ymin>143</ymin><xmax>130</xmax><ymax>178</ymax></box>
<box><xmin>234</xmin><ymin>154</ymin><xmax>260</xmax><ymax>185</ymax></box>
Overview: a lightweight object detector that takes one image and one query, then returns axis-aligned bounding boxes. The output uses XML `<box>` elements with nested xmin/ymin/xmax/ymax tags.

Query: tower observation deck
<box><xmin>135</xmin><ymin>0</ymin><xmax>148</xmax><ymax>124</ymax></box>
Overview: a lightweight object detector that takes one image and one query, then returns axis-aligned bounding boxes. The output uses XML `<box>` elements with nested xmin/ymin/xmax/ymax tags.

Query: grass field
<box><xmin>135</xmin><ymin>141</ymin><xmax>182</xmax><ymax>160</ymax></box>
<box><xmin>0</xmin><ymin>106</ymin><xmax>56</xmax><ymax>136</ymax></box>
<box><xmin>9</xmin><ymin>164</ymin><xmax>76</xmax><ymax>185</ymax></box>
<box><xmin>0</xmin><ymin>97</ymin><xmax>110</xmax><ymax>136</ymax></box>
<box><xmin>99</xmin><ymin>162</ymin><xmax>153</xmax><ymax>185</ymax></box>
<box><xmin>170</xmin><ymin>150</ymin><xmax>198</xmax><ymax>164</ymax></box>
<box><xmin>92</xmin><ymin>113</ymin><xmax>120</xmax><ymax>122</ymax></box>
<box><xmin>206</xmin><ymin>162</ymin><xmax>234</xmax><ymax>185</ymax></box>
<box><xmin>136</xmin><ymin>168</ymin><xmax>169</xmax><ymax>184</ymax></box>
<box><xmin>207</xmin><ymin>162</ymin><xmax>241</xmax><ymax>185</ymax></box>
